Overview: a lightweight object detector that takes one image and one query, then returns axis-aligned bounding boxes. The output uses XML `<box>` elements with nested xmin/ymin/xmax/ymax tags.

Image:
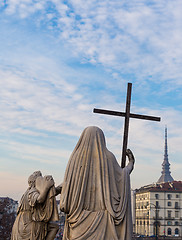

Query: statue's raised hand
<box><xmin>45</xmin><ymin>175</ymin><xmax>55</xmax><ymax>189</ymax></box>
<box><xmin>126</xmin><ymin>149</ymin><xmax>135</xmax><ymax>162</ymax></box>
<box><xmin>126</xmin><ymin>149</ymin><xmax>135</xmax><ymax>174</ymax></box>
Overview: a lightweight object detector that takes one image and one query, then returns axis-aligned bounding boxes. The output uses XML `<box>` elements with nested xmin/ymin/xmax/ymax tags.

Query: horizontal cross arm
<box><xmin>93</xmin><ymin>108</ymin><xmax>125</xmax><ymax>117</ymax></box>
<box><xmin>130</xmin><ymin>113</ymin><xmax>161</xmax><ymax>122</ymax></box>
<box><xmin>93</xmin><ymin>108</ymin><xmax>161</xmax><ymax>122</ymax></box>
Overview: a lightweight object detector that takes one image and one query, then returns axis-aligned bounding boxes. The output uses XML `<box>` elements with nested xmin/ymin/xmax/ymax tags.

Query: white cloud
<box><xmin>0</xmin><ymin>60</ymin><xmax>181</xmax><ymax>193</ymax></box>
<box><xmin>3</xmin><ymin>0</ymin><xmax>182</xmax><ymax>90</ymax></box>
<box><xmin>1</xmin><ymin>0</ymin><xmax>182</xmax><ymax>198</ymax></box>
<box><xmin>0</xmin><ymin>138</ymin><xmax>69</xmax><ymax>164</ymax></box>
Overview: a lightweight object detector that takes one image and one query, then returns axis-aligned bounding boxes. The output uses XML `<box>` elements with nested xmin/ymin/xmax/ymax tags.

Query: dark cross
<box><xmin>93</xmin><ymin>82</ymin><xmax>161</xmax><ymax>168</ymax></box>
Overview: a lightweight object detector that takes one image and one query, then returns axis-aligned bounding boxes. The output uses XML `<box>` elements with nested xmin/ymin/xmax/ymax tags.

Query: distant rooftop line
<box><xmin>135</xmin><ymin>181</ymin><xmax>182</xmax><ymax>193</ymax></box>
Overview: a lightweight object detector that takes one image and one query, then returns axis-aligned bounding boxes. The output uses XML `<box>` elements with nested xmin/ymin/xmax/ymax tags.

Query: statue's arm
<box><xmin>36</xmin><ymin>177</ymin><xmax>54</xmax><ymax>203</ymax></box>
<box><xmin>126</xmin><ymin>149</ymin><xmax>135</xmax><ymax>174</ymax></box>
<box><xmin>37</xmin><ymin>190</ymin><xmax>49</xmax><ymax>203</ymax></box>
<box><xmin>55</xmin><ymin>183</ymin><xmax>63</xmax><ymax>196</ymax></box>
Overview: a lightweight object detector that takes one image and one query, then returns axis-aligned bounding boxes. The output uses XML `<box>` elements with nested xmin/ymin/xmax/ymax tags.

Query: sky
<box><xmin>0</xmin><ymin>0</ymin><xmax>182</xmax><ymax>201</ymax></box>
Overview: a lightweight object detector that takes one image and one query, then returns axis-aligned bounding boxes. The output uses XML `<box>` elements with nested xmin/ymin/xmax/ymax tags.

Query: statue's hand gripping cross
<box><xmin>93</xmin><ymin>83</ymin><xmax>161</xmax><ymax>168</ymax></box>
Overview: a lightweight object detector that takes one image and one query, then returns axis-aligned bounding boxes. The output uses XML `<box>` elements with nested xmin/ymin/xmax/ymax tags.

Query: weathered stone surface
<box><xmin>60</xmin><ymin>126</ymin><xmax>135</xmax><ymax>240</ymax></box>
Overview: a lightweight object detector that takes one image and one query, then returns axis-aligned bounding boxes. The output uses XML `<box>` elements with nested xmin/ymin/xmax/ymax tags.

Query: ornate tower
<box><xmin>157</xmin><ymin>127</ymin><xmax>174</xmax><ymax>183</ymax></box>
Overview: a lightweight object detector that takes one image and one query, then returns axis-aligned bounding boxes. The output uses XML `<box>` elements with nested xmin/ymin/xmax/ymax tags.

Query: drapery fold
<box><xmin>60</xmin><ymin>126</ymin><xmax>132</xmax><ymax>240</ymax></box>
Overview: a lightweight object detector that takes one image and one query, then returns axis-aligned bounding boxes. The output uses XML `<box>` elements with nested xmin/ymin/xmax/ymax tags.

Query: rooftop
<box><xmin>135</xmin><ymin>181</ymin><xmax>182</xmax><ymax>194</ymax></box>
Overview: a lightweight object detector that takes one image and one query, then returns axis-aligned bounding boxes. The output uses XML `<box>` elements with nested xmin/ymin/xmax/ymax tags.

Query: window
<box><xmin>167</xmin><ymin>228</ymin><xmax>171</xmax><ymax>235</ymax></box>
<box><xmin>167</xmin><ymin>221</ymin><xmax>172</xmax><ymax>226</ymax></box>
<box><xmin>175</xmin><ymin>228</ymin><xmax>179</xmax><ymax>235</ymax></box>
<box><xmin>176</xmin><ymin>194</ymin><xmax>179</xmax><ymax>198</ymax></box>
<box><xmin>156</xmin><ymin>201</ymin><xmax>159</xmax><ymax>207</ymax></box>
<box><xmin>168</xmin><ymin>201</ymin><xmax>171</xmax><ymax>206</ymax></box>
<box><xmin>167</xmin><ymin>210</ymin><xmax>172</xmax><ymax>218</ymax></box>
<box><xmin>175</xmin><ymin>221</ymin><xmax>179</xmax><ymax>226</ymax></box>
<box><xmin>175</xmin><ymin>202</ymin><xmax>179</xmax><ymax>208</ymax></box>
<box><xmin>155</xmin><ymin>194</ymin><xmax>159</xmax><ymax>199</ymax></box>
<box><xmin>175</xmin><ymin>211</ymin><xmax>179</xmax><ymax>218</ymax></box>
<box><xmin>167</xmin><ymin>194</ymin><xmax>171</xmax><ymax>200</ymax></box>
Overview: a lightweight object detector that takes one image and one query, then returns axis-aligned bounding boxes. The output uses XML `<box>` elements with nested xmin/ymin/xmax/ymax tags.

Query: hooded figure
<box><xmin>60</xmin><ymin>126</ymin><xmax>135</xmax><ymax>240</ymax></box>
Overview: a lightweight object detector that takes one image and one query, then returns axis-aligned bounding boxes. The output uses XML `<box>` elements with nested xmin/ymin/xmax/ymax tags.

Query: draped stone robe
<box><xmin>11</xmin><ymin>184</ymin><xmax>59</xmax><ymax>240</ymax></box>
<box><xmin>60</xmin><ymin>126</ymin><xmax>134</xmax><ymax>240</ymax></box>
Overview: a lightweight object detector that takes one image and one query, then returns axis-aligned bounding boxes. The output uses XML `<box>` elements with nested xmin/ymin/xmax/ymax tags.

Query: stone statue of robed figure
<box><xmin>11</xmin><ymin>171</ymin><xmax>62</xmax><ymax>240</ymax></box>
<box><xmin>60</xmin><ymin>126</ymin><xmax>135</xmax><ymax>240</ymax></box>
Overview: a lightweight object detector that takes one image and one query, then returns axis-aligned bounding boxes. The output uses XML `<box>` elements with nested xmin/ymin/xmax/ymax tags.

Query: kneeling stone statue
<box><xmin>11</xmin><ymin>171</ymin><xmax>62</xmax><ymax>240</ymax></box>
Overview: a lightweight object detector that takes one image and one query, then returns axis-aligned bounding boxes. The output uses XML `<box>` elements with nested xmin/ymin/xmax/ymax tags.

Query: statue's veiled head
<box><xmin>28</xmin><ymin>171</ymin><xmax>42</xmax><ymax>187</ymax></box>
<box><xmin>69</xmin><ymin>126</ymin><xmax>108</xmax><ymax>169</ymax></box>
<box><xmin>77</xmin><ymin>126</ymin><xmax>106</xmax><ymax>149</ymax></box>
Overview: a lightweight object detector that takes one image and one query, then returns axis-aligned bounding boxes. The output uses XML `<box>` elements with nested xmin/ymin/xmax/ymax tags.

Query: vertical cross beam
<box><xmin>121</xmin><ymin>83</ymin><xmax>132</xmax><ymax>168</ymax></box>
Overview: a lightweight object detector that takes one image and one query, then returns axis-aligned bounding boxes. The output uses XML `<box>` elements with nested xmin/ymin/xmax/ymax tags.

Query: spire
<box><xmin>157</xmin><ymin>127</ymin><xmax>174</xmax><ymax>183</ymax></box>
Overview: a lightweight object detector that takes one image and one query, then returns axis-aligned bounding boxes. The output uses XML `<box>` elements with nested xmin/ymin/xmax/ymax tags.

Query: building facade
<box><xmin>134</xmin><ymin>128</ymin><xmax>182</xmax><ymax>237</ymax></box>
<box><xmin>135</xmin><ymin>181</ymin><xmax>182</xmax><ymax>237</ymax></box>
